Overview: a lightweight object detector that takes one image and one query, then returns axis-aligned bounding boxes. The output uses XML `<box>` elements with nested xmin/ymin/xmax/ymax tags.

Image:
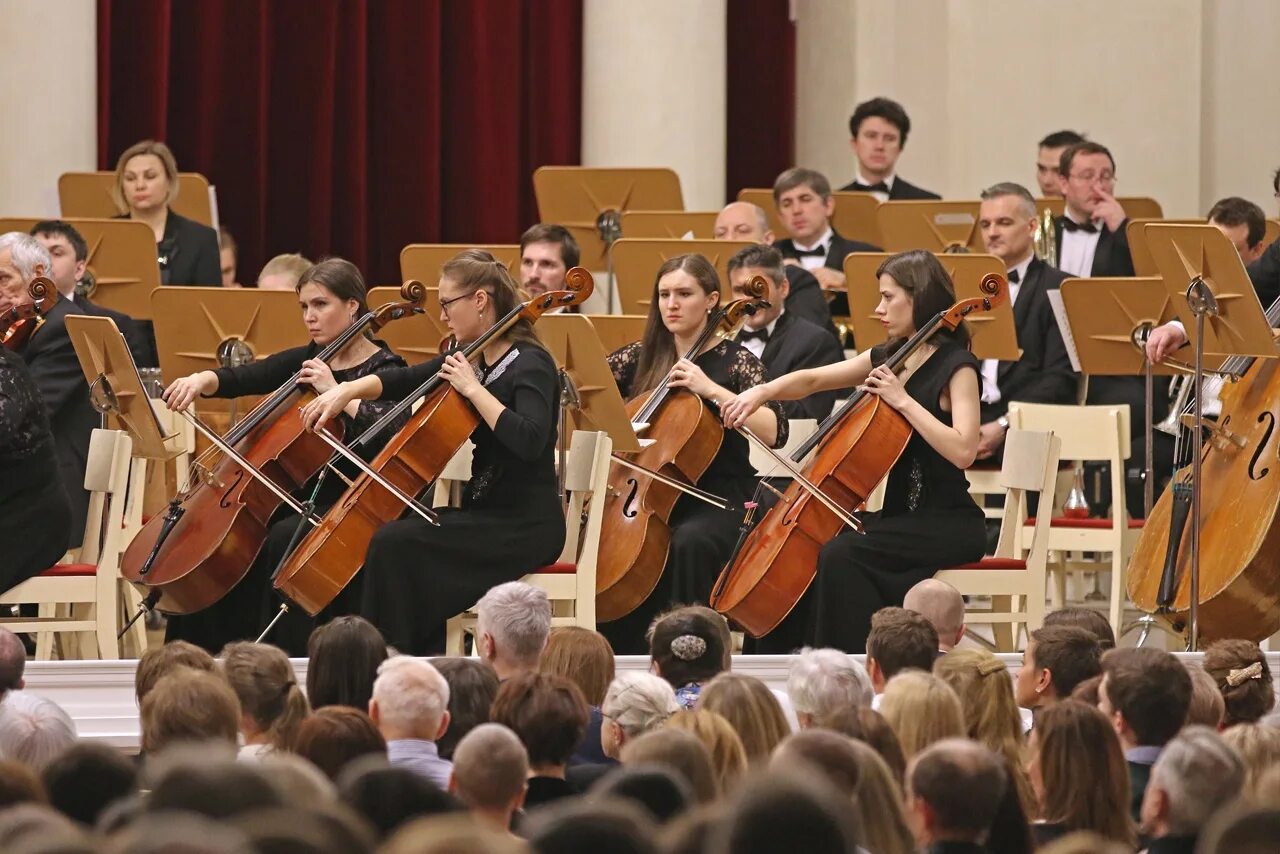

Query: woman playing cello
<box><xmin>599</xmin><ymin>253</ymin><xmax>788</xmax><ymax>653</ymax></box>
<box><xmin>299</xmin><ymin>250</ymin><xmax>566</xmax><ymax>656</ymax></box>
<box><xmin>721</xmin><ymin>250</ymin><xmax>986</xmax><ymax>653</ymax></box>
<box><xmin>161</xmin><ymin>258</ymin><xmax>408</xmax><ymax>653</ymax></box>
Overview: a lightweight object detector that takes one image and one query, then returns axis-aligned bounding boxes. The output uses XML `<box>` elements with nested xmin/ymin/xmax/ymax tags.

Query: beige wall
<box><xmin>795</xmin><ymin>0</ymin><xmax>1279</xmax><ymax>218</ymax></box>
<box><xmin>0</xmin><ymin>0</ymin><xmax>97</xmax><ymax>217</ymax></box>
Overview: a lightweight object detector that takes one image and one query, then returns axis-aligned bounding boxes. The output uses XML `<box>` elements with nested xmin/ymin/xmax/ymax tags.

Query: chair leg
<box><xmin>1108</xmin><ymin>549</ymin><xmax>1125</xmax><ymax>635</ymax></box>
<box><xmin>35</xmin><ymin>604</ymin><xmax>55</xmax><ymax>661</ymax></box>
<box><xmin>1049</xmin><ymin>552</ymin><xmax>1067</xmax><ymax>610</ymax></box>
<box><xmin>445</xmin><ymin>617</ymin><xmax>465</xmax><ymax>656</ymax></box>
<box><xmin>991</xmin><ymin>596</ymin><xmax>1014</xmax><ymax>652</ymax></box>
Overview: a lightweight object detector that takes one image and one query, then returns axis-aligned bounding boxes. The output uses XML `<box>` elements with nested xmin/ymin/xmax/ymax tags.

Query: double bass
<box><xmin>1</xmin><ymin>277</ymin><xmax>58</xmax><ymax>350</ymax></box>
<box><xmin>710</xmin><ymin>275</ymin><xmax>1007</xmax><ymax>636</ymax></box>
<box><xmin>121</xmin><ymin>283</ymin><xmax>427</xmax><ymax>614</ymax></box>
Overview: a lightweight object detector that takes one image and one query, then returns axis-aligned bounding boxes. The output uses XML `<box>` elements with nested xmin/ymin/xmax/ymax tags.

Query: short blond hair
<box><xmin>112</xmin><ymin>139</ymin><xmax>180</xmax><ymax>213</ymax></box>
<box><xmin>258</xmin><ymin>253</ymin><xmax>314</xmax><ymax>289</ymax></box>
<box><xmin>140</xmin><ymin>667</ymin><xmax>240</xmax><ymax>754</ymax></box>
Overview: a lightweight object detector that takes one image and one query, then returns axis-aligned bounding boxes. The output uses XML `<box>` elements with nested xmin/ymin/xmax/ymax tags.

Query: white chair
<box><xmin>936</xmin><ymin>428</ymin><xmax>1061</xmax><ymax>652</ymax></box>
<box><xmin>445</xmin><ymin>430</ymin><xmax>613</xmax><ymax>653</ymax></box>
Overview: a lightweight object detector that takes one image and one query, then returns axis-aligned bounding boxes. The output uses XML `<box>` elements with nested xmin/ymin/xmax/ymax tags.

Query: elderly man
<box><xmin>369</xmin><ymin>656</ymin><xmax>453</xmax><ymax>789</ymax></box>
<box><xmin>786</xmin><ymin>647</ymin><xmax>873</xmax><ymax>728</ymax></box>
<box><xmin>1140</xmin><ymin>726</ymin><xmax>1245</xmax><ymax>854</ymax></box>
<box><xmin>450</xmin><ymin>723</ymin><xmax>528</xmax><ymax>836</ymax></box>
<box><xmin>903</xmin><ymin>579</ymin><xmax>966</xmax><ymax>654</ymax></box>
<box><xmin>475</xmin><ymin>581</ymin><xmax>552</xmax><ymax>681</ymax></box>
<box><xmin>906</xmin><ymin>739</ymin><xmax>1008</xmax><ymax>854</ymax></box>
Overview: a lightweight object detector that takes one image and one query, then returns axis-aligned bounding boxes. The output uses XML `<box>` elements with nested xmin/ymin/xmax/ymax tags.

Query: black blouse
<box><xmin>607</xmin><ymin>338</ymin><xmax>788</xmax><ymax>480</ymax></box>
<box><xmin>0</xmin><ymin>348</ymin><xmax>56</xmax><ymax>465</ymax></box>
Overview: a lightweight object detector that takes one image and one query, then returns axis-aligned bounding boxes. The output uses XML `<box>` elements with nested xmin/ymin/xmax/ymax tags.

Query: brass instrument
<box><xmin>1154</xmin><ymin>375</ymin><xmax>1193</xmax><ymax>437</ymax></box>
<box><xmin>1033</xmin><ymin>208</ymin><xmax>1057</xmax><ymax>263</ymax></box>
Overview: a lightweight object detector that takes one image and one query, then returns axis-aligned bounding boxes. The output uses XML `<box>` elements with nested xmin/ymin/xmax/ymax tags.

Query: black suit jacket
<box><xmin>158</xmin><ymin>209</ymin><xmax>221</xmax><ymax>286</ymax></box>
<box><xmin>782</xmin><ymin>265</ymin><xmax>838</xmax><ymax>341</ymax></box>
<box><xmin>839</xmin><ymin>175</ymin><xmax>941</xmax><ymax>200</ymax></box>
<box><xmin>979</xmin><ymin>259</ymin><xmax>1076</xmax><ymax>423</ymax></box>
<box><xmin>1247</xmin><ymin>238</ymin><xmax>1280</xmax><ymax>309</ymax></box>
<box><xmin>76</xmin><ymin>296</ymin><xmax>150</xmax><ymax>368</ymax></box>
<box><xmin>775</xmin><ymin>229</ymin><xmax>881</xmax><ymax>320</ymax></box>
<box><xmin>751</xmin><ymin>311</ymin><xmax>847</xmax><ymax>420</ymax></box>
<box><xmin>1053</xmin><ymin>216</ymin><xmax>1135</xmax><ymax>278</ymax></box>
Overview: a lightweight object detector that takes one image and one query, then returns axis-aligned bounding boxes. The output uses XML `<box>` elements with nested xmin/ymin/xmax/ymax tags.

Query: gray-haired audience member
<box><xmin>903</xmin><ymin>579</ymin><xmax>966</xmax><ymax>653</ymax></box>
<box><xmin>1140</xmin><ymin>725</ymin><xmax>1244</xmax><ymax>850</ymax></box>
<box><xmin>475</xmin><ymin>582</ymin><xmax>552</xmax><ymax>681</ymax></box>
<box><xmin>0</xmin><ymin>628</ymin><xmax>26</xmax><ymax>699</ymax></box>
<box><xmin>600</xmin><ymin>672</ymin><xmax>680</xmax><ymax>760</ymax></box>
<box><xmin>0</xmin><ymin>692</ymin><xmax>76</xmax><ymax>771</ymax></box>
<box><xmin>368</xmin><ymin>656</ymin><xmax>452</xmax><ymax>790</ymax></box>
<box><xmin>786</xmin><ymin>648</ymin><xmax>874</xmax><ymax>728</ymax></box>
<box><xmin>907</xmin><ymin>738</ymin><xmax>1007</xmax><ymax>850</ymax></box>
<box><xmin>449</xmin><ymin>723</ymin><xmax>528</xmax><ymax>834</ymax></box>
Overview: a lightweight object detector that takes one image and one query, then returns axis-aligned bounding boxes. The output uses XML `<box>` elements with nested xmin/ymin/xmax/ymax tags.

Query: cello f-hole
<box><xmin>1249</xmin><ymin>412</ymin><xmax>1275</xmax><ymax>481</ymax></box>
<box><xmin>622</xmin><ymin>478</ymin><xmax>640</xmax><ymax>518</ymax></box>
<box><xmin>219</xmin><ymin>470</ymin><xmax>245</xmax><ymax>509</ymax></box>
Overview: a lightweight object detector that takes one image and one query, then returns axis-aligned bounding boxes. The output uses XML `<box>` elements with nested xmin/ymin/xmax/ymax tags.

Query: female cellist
<box><xmin>298</xmin><ymin>250</ymin><xmax>566</xmax><ymax>656</ymax></box>
<box><xmin>599</xmin><ymin>253</ymin><xmax>788</xmax><ymax>654</ymax></box>
<box><xmin>161</xmin><ymin>258</ymin><xmax>408</xmax><ymax>653</ymax></box>
<box><xmin>721</xmin><ymin>250</ymin><xmax>986</xmax><ymax>653</ymax></box>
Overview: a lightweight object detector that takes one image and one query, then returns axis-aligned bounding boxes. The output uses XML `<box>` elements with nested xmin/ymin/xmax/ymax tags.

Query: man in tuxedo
<box><xmin>1053</xmin><ymin>141</ymin><xmax>1134</xmax><ymax>278</ymax></box>
<box><xmin>0</xmin><ymin>233</ymin><xmax>97</xmax><ymax>543</ymax></box>
<box><xmin>974</xmin><ymin>183</ymin><xmax>1076</xmax><ymax>461</ymax></box>
<box><xmin>714</xmin><ymin>201</ymin><xmax>837</xmax><ymax>338</ymax></box>
<box><xmin>519</xmin><ymin>223</ymin><xmax>580</xmax><ymax>313</ymax></box>
<box><xmin>1035</xmin><ymin>130</ymin><xmax>1086</xmax><ymax>197</ymax></box>
<box><xmin>727</xmin><ymin>244</ymin><xmax>846</xmax><ymax>421</ymax></box>
<box><xmin>839</xmin><ymin>97</ymin><xmax>940</xmax><ymax>201</ymax></box>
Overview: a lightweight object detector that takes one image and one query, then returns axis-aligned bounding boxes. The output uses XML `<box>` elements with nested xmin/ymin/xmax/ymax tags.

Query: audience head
<box><xmin>1209</xmin><ymin>196</ymin><xmax>1268</xmax><ymax>264</ymax></box>
<box><xmin>978</xmin><ymin>182</ymin><xmax>1038</xmax><ymax>268</ymax></box>
<box><xmin>140</xmin><ymin>668</ymin><xmax>240</xmax><ymax>755</ymax></box>
<box><xmin>0</xmin><ymin>760</ymin><xmax>46</xmax><ymax>809</ymax></box>
<box><xmin>697</xmin><ymin>674</ymin><xmax>789</xmax><ymax>765</ymax></box>
<box><xmin>144</xmin><ymin>748</ymin><xmax>283</xmax><ymax>820</ymax></box>
<box><xmin>1036</xmin><ymin>130</ymin><xmax>1087</xmax><ymax>196</ymax></box>
<box><xmin>234</xmin><ymin>802</ymin><xmax>378</xmax><ymax>854</ymax></box>
<box><xmin>538</xmin><ymin>626</ymin><xmax>614</xmax><ymax>708</ymax></box>
<box><xmin>878</xmin><ymin>670</ymin><xmax>965</xmax><ymax>761</ymax></box>
<box><xmin>429</xmin><ymin>657</ymin><xmax>499</xmax><ymax>760</ymax></box>
<box><xmin>866</xmin><ymin>606</ymin><xmax>939</xmax><ymax>691</ymax></box>
<box><xmin>710</xmin><ymin>770</ymin><xmax>860</xmax><ymax>854</ymax></box>
<box><xmin>1069</xmin><ymin>674</ymin><xmax>1103</xmax><ymax>706</ymax></box>
<box><xmin>490</xmin><ymin>671</ymin><xmax>588</xmax><ymax>773</ymax></box>
<box><xmin>1142</xmin><ymin>725</ymin><xmax>1244</xmax><ymax>839</ymax></box>
<box><xmin>726</xmin><ymin>243</ymin><xmax>787</xmax><ymax>328</ymax></box>
<box><xmin>112</xmin><ymin>139</ymin><xmax>180</xmax><ymax>216</ymax></box>
<box><xmin>292</xmin><ymin>706</ymin><xmax>386</xmax><ymax>780</ymax></box>
<box><xmin>103</xmin><ymin>810</ymin><xmax>256</xmax><ymax>854</ymax></box>
<box><xmin>665</xmin><ymin>710</ymin><xmax>748</xmax><ymax>793</ymax></box>
<box><xmin>0</xmin><ymin>232</ymin><xmax>53</xmax><ymax>311</ymax></box>
<box><xmin>1220</xmin><ymin>723</ymin><xmax>1280</xmax><ymax>799</ymax></box>
<box><xmin>219</xmin><ymin>641</ymin><xmax>309</xmax><ymax>753</ymax></box>
<box><xmin>1204</xmin><ymin>638</ymin><xmax>1275</xmax><ymax>726</ymax></box>
<box><xmin>368</xmin><ymin>655</ymin><xmax>450</xmax><ymax>744</ymax></box>
<box><xmin>648</xmin><ymin>606</ymin><xmax>727</xmax><ymax>697</ymax></box>
<box><xmin>29</xmin><ymin>221</ymin><xmax>88</xmax><ymax>299</ymax></box>
<box><xmin>41</xmin><ymin>741</ymin><xmax>138</xmax><ymax>826</ymax></box>
<box><xmin>135</xmin><ymin>640</ymin><xmax>215</xmax><ymax>704</ymax></box>
<box><xmin>1057</xmin><ymin>141</ymin><xmax>1117</xmax><ymax>220</ymax></box>
<box><xmin>906</xmin><ymin>739</ymin><xmax>1006</xmax><ymax>847</ymax></box>
<box><xmin>305</xmin><ymin>616</ymin><xmax>388</xmax><ymax>711</ymax></box>
<box><xmin>714</xmin><ymin>201</ymin><xmax>773</xmax><ymax>243</ymax></box>
<box><xmin>336</xmin><ymin>757</ymin><xmax>459</xmax><ymax>840</ymax></box>
<box><xmin>786</xmin><ymin>647</ymin><xmax>872</xmax><ymax>729</ymax></box>
<box><xmin>525</xmin><ymin>798</ymin><xmax>657</xmax><ymax>854</ymax></box>
<box><xmin>1186</xmin><ymin>665</ymin><xmax>1226</xmax><ymax>729</ymax></box>
<box><xmin>903</xmin><ymin>578</ymin><xmax>966</xmax><ymax>651</ymax></box>
<box><xmin>814</xmin><ymin>705</ymin><xmax>908</xmax><ymax>788</ymax></box>
<box><xmin>1016</xmin><ymin>625</ymin><xmax>1102</xmax><ymax>708</ymax></box>
<box><xmin>219</xmin><ymin>228</ymin><xmax>237</xmax><ymax>286</ymax></box>
<box><xmin>258</xmin><ymin>252</ymin><xmax>314</xmax><ymax>291</ymax></box>
<box><xmin>0</xmin><ymin>627</ymin><xmax>26</xmax><ymax>698</ymax></box>
<box><xmin>1043</xmin><ymin>606</ymin><xmax>1116</xmax><ymax>650</ymax></box>
<box><xmin>519</xmin><ymin>223</ymin><xmax>579</xmax><ymax>298</ymax></box>
<box><xmin>770</xmin><ymin>729</ymin><xmax>862</xmax><ymax>798</ymax></box>
<box><xmin>772</xmin><ymin>167</ymin><xmax>835</xmax><ymax>245</ymax></box>
<box><xmin>591</xmin><ymin>765</ymin><xmax>693</xmax><ymax>824</ymax></box>
<box><xmin>448</xmin><ymin>723</ymin><xmax>528</xmax><ymax>824</ymax></box>
<box><xmin>1199</xmin><ymin>805</ymin><xmax>1280</xmax><ymax>854</ymax></box>
<box><xmin>619</xmin><ymin>728</ymin><xmax>718</xmax><ymax>804</ymax></box>
<box><xmin>600</xmin><ymin>671</ymin><xmax>679</xmax><ymax>760</ymax></box>
<box><xmin>381</xmin><ymin>814</ymin><xmax>523</xmax><ymax>854</ymax></box>
<box><xmin>256</xmin><ymin>751</ymin><xmax>337</xmax><ymax>807</ymax></box>
<box><xmin>474</xmin><ymin>581</ymin><xmax>551</xmax><ymax>679</ymax></box>
<box><xmin>849</xmin><ymin>96</ymin><xmax>913</xmax><ymax>181</ymax></box>
<box><xmin>1099</xmin><ymin>647</ymin><xmax>1192</xmax><ymax>749</ymax></box>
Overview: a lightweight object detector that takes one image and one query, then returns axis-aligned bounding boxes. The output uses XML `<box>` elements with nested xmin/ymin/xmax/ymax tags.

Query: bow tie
<box><xmin>793</xmin><ymin>245</ymin><xmax>826</xmax><ymax>258</ymax></box>
<box><xmin>1007</xmin><ymin>269</ymin><xmax>1021</xmax><ymax>284</ymax></box>
<box><xmin>739</xmin><ymin>326</ymin><xmax>771</xmax><ymax>344</ymax></box>
<box><xmin>852</xmin><ymin>181</ymin><xmax>890</xmax><ymax>194</ymax></box>
<box><xmin>1061</xmin><ymin>218</ymin><xmax>1099</xmax><ymax>234</ymax></box>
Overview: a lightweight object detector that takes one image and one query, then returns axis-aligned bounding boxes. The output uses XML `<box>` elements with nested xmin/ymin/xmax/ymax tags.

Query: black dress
<box><xmin>758</xmin><ymin>340</ymin><xmax>986</xmax><ymax>654</ymax></box>
<box><xmin>598</xmin><ymin>339</ymin><xmax>788</xmax><ymax>654</ymax></box>
<box><xmin>358</xmin><ymin>342</ymin><xmax>567</xmax><ymax>656</ymax></box>
<box><xmin>164</xmin><ymin>342</ymin><xmax>407</xmax><ymax>654</ymax></box>
<box><xmin>0</xmin><ymin>348</ymin><xmax>73</xmax><ymax>591</ymax></box>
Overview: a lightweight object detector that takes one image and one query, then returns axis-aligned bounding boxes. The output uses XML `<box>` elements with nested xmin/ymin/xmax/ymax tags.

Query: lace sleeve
<box><xmin>607</xmin><ymin>341</ymin><xmax>643</xmax><ymax>399</ymax></box>
<box><xmin>726</xmin><ymin>345</ymin><xmax>789</xmax><ymax>449</ymax></box>
<box><xmin>340</xmin><ymin>348</ymin><xmax>410</xmax><ymax>440</ymax></box>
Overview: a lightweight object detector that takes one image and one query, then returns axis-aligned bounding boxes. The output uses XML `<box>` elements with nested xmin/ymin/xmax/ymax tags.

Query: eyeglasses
<box><xmin>1067</xmin><ymin>171</ymin><xmax>1117</xmax><ymax>187</ymax></box>
<box><xmin>438</xmin><ymin>292</ymin><xmax>474</xmax><ymax>314</ymax></box>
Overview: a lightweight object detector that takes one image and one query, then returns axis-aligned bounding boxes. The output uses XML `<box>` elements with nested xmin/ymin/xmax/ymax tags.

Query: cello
<box><xmin>121</xmin><ymin>282</ymin><xmax>427</xmax><ymax>614</ymax></box>
<box><xmin>1</xmin><ymin>277</ymin><xmax>59</xmax><ymax>350</ymax></box>
<box><xmin>710</xmin><ymin>275</ymin><xmax>1006</xmax><ymax>637</ymax></box>
<box><xmin>595</xmin><ymin>277</ymin><xmax>771</xmax><ymax>623</ymax></box>
<box><xmin>272</xmin><ymin>268</ymin><xmax>594</xmax><ymax>615</ymax></box>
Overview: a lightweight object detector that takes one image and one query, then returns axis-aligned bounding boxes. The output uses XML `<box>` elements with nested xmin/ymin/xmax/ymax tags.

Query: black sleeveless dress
<box><xmin>759</xmin><ymin>340</ymin><xmax>987</xmax><ymax>654</ymax></box>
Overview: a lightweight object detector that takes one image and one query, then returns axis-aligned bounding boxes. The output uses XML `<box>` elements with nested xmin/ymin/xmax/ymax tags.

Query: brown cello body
<box><xmin>595</xmin><ymin>393</ymin><xmax>723</xmax><ymax>622</ymax></box>
<box><xmin>1127</xmin><ymin>357</ymin><xmax>1280</xmax><ymax>642</ymax></box>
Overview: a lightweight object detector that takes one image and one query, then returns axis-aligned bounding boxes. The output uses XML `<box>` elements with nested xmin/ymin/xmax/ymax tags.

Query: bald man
<box><xmin>449</xmin><ymin>723</ymin><xmax>528</xmax><ymax>836</ymax></box>
<box><xmin>714</xmin><ymin>202</ymin><xmax>839</xmax><ymax>341</ymax></box>
<box><xmin>903</xmin><ymin>578</ymin><xmax>965</xmax><ymax>653</ymax></box>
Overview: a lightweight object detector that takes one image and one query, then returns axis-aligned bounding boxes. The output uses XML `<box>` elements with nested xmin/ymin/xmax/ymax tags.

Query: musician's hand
<box><xmin>1092</xmin><ymin>189</ymin><xmax>1127</xmax><ymax>232</ymax></box>
<box><xmin>813</xmin><ymin>267</ymin><xmax>846</xmax><ymax>292</ymax></box>
<box><xmin>976</xmin><ymin>421</ymin><xmax>1008</xmax><ymax>460</ymax></box>
<box><xmin>162</xmin><ymin>371</ymin><xmax>216</xmax><ymax>412</ymax></box>
<box><xmin>1145</xmin><ymin>323</ymin><xmax>1187</xmax><ymax>363</ymax></box>
<box><xmin>439</xmin><ymin>352</ymin><xmax>482</xmax><ymax>399</ymax></box>
<box><xmin>859</xmin><ymin>364</ymin><xmax>909</xmax><ymax>408</ymax></box>
<box><xmin>720</xmin><ymin>385</ymin><xmax>769</xmax><ymax>430</ymax></box>
<box><xmin>667</xmin><ymin>358</ymin><xmax>717</xmax><ymax>400</ymax></box>
<box><xmin>301</xmin><ymin>382</ymin><xmax>355</xmax><ymax>432</ymax></box>
<box><xmin>298</xmin><ymin>358</ymin><xmax>338</xmax><ymax>394</ymax></box>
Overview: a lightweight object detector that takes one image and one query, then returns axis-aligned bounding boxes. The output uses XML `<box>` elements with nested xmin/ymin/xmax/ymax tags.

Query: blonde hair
<box><xmin>1222</xmin><ymin>723</ymin><xmax>1280</xmax><ymax>800</ymax></box>
<box><xmin>112</xmin><ymin>139</ymin><xmax>180</xmax><ymax>213</ymax></box>
<box><xmin>665</xmin><ymin>710</ymin><xmax>747</xmax><ymax>792</ymax></box>
<box><xmin>220</xmin><ymin>642</ymin><xmax>310</xmax><ymax>753</ymax></box>
<box><xmin>934</xmin><ymin>648</ymin><xmax>1034</xmax><ymax>812</ymax></box>
<box><xmin>697</xmin><ymin>673</ymin><xmax>790</xmax><ymax>764</ymax></box>
<box><xmin>140</xmin><ymin>667</ymin><xmax>241</xmax><ymax>754</ymax></box>
<box><xmin>539</xmin><ymin>627</ymin><xmax>615</xmax><ymax>707</ymax></box>
<box><xmin>258</xmin><ymin>253</ymin><xmax>314</xmax><ymax>289</ymax></box>
<box><xmin>846</xmin><ymin>740</ymin><xmax>916</xmax><ymax>854</ymax></box>
<box><xmin>877</xmin><ymin>670</ymin><xmax>964</xmax><ymax>760</ymax></box>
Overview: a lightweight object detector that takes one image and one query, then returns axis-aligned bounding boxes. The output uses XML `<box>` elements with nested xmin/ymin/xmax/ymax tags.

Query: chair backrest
<box><xmin>79</xmin><ymin>429</ymin><xmax>135</xmax><ymax>568</ymax></box>
<box><xmin>1007</xmin><ymin>403</ymin><xmax>1129</xmax><ymax>462</ymax></box>
<box><xmin>993</xmin><ymin>429</ymin><xmax>1062</xmax><ymax>560</ymax></box>
<box><xmin>559</xmin><ymin>430</ymin><xmax>613</xmax><ymax>567</ymax></box>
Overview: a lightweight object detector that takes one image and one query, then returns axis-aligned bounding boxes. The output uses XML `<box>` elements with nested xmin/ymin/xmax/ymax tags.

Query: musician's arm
<box><xmin>769</xmin><ymin>350</ymin><xmax>872</xmax><ymax>400</ymax></box>
<box><xmin>896</xmin><ymin>365</ymin><xmax>981</xmax><ymax>469</ymax></box>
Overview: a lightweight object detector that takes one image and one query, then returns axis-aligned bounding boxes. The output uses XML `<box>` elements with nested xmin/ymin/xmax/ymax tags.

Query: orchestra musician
<box><xmin>299</xmin><ymin>250</ymin><xmax>567</xmax><ymax>657</ymax></box>
<box><xmin>161</xmin><ymin>258</ymin><xmax>408</xmax><ymax>653</ymax></box>
<box><xmin>598</xmin><ymin>253</ymin><xmax>788</xmax><ymax>654</ymax></box>
<box><xmin>722</xmin><ymin>250</ymin><xmax>985</xmax><ymax>653</ymax></box>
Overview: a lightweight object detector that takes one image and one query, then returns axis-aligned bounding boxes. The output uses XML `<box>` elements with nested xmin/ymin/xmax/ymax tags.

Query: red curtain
<box><xmin>725</xmin><ymin>0</ymin><xmax>795</xmax><ymax>200</ymax></box>
<box><xmin>98</xmin><ymin>0</ymin><xmax>583</xmax><ymax>284</ymax></box>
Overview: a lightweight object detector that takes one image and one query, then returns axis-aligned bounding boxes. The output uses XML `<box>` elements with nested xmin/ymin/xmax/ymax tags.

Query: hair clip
<box><xmin>977</xmin><ymin>659</ymin><xmax>1005</xmax><ymax>677</ymax></box>
<box><xmin>1226</xmin><ymin>661</ymin><xmax>1264</xmax><ymax>687</ymax></box>
<box><xmin>670</xmin><ymin>634</ymin><xmax>707</xmax><ymax>661</ymax></box>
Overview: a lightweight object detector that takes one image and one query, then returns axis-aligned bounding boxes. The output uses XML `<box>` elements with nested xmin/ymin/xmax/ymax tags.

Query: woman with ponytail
<box><xmin>220</xmin><ymin>641</ymin><xmax>311</xmax><ymax>759</ymax></box>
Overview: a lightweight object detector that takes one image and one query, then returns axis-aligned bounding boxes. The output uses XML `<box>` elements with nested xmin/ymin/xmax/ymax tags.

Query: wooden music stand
<box><xmin>620</xmin><ymin>211</ymin><xmax>719</xmax><ymax>240</ymax></box>
<box><xmin>368</xmin><ymin>285</ymin><xmax>449</xmax><ymax>365</ymax></box>
<box><xmin>536</xmin><ymin>315</ymin><xmax>642</xmax><ymax>453</ymax></box>
<box><xmin>583</xmin><ymin>315</ymin><xmax>648</xmax><ymax>355</ymax></box>
<box><xmin>1127</xmin><ymin>219</ymin><xmax>1202</xmax><ymax>276</ymax></box>
<box><xmin>1035</xmin><ymin>196</ymin><xmax>1164</xmax><ymax>221</ymax></box>
<box><xmin>1058</xmin><ymin>277</ymin><xmax>1181</xmax><ymax>378</ymax></box>
<box><xmin>1269</xmin><ymin>219</ymin><xmax>1280</xmax><ymax>252</ymax></box>
<box><xmin>532</xmin><ymin>167</ymin><xmax>684</xmax><ymax>270</ymax></box>
<box><xmin>399</xmin><ymin>244</ymin><xmax>519</xmax><ymax>285</ymax></box>
<box><xmin>58</xmin><ymin>171</ymin><xmax>215</xmax><ymax>227</ymax></box>
<box><xmin>610</xmin><ymin>238</ymin><xmax>754</xmax><ymax>313</ymax></box>
<box><xmin>735</xmin><ymin>188</ymin><xmax>882</xmax><ymax>246</ymax></box>
<box><xmin>841</xmin><ymin>252</ymin><xmax>1019</xmax><ymax>359</ymax></box>
<box><xmin>877</xmin><ymin>201</ymin><xmax>984</xmax><ymax>253</ymax></box>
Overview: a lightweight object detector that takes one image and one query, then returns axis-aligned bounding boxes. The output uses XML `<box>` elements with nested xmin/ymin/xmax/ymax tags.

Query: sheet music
<box><xmin>1047</xmin><ymin>290</ymin><xmax>1083</xmax><ymax>373</ymax></box>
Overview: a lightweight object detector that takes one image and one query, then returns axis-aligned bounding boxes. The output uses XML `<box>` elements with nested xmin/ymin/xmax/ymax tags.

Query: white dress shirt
<box><xmin>792</xmin><ymin>227</ymin><xmax>834</xmax><ymax>272</ymax></box>
<box><xmin>854</xmin><ymin>170</ymin><xmax>896</xmax><ymax>203</ymax></box>
<box><xmin>1057</xmin><ymin>212</ymin><xmax>1102</xmax><ymax>278</ymax></box>
<box><xmin>740</xmin><ymin>311</ymin><xmax>783</xmax><ymax>359</ymax></box>
<box><xmin>979</xmin><ymin>255</ymin><xmax>1032</xmax><ymax>405</ymax></box>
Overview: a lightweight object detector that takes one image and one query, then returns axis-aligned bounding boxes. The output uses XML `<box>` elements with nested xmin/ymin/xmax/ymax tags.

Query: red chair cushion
<box><xmin>40</xmin><ymin>563</ymin><xmax>97</xmax><ymax>577</ymax></box>
<box><xmin>948</xmin><ymin>557</ymin><xmax>1027</xmax><ymax>571</ymax></box>
<box><xmin>1027</xmin><ymin>517</ymin><xmax>1144</xmax><ymax>530</ymax></box>
<box><xmin>533</xmin><ymin>561</ymin><xmax>577</xmax><ymax>575</ymax></box>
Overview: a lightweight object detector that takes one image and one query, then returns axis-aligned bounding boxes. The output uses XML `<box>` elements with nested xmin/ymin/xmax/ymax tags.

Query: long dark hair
<box><xmin>440</xmin><ymin>249</ymin><xmax>544</xmax><ymax>351</ymax></box>
<box><xmin>305</xmin><ymin>616</ymin><xmax>388</xmax><ymax>711</ymax></box>
<box><xmin>633</xmin><ymin>253</ymin><xmax>721</xmax><ymax>394</ymax></box>
<box><xmin>875</xmin><ymin>249</ymin><xmax>970</xmax><ymax>355</ymax></box>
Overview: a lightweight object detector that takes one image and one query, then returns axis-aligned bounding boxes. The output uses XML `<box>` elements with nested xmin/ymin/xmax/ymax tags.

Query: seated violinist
<box><xmin>161</xmin><ymin>258</ymin><xmax>408</xmax><ymax>654</ymax></box>
<box><xmin>597</xmin><ymin>253</ymin><xmax>788</xmax><ymax>654</ymax></box>
<box><xmin>299</xmin><ymin>250</ymin><xmax>567</xmax><ymax>657</ymax></box>
<box><xmin>722</xmin><ymin>250</ymin><xmax>985</xmax><ymax>654</ymax></box>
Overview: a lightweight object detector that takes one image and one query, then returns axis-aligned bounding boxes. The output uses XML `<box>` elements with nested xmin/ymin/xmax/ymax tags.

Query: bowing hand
<box><xmin>298</xmin><ymin>358</ymin><xmax>338</xmax><ymax>394</ymax></box>
<box><xmin>1144</xmin><ymin>323</ymin><xmax>1187</xmax><ymax>364</ymax></box>
<box><xmin>300</xmin><ymin>383</ymin><xmax>354</xmax><ymax>432</ymax></box>
<box><xmin>667</xmin><ymin>358</ymin><xmax>716</xmax><ymax>400</ymax></box>
<box><xmin>439</xmin><ymin>352</ymin><xmax>482</xmax><ymax>398</ymax></box>
<box><xmin>162</xmin><ymin>373</ymin><xmax>210</xmax><ymax>412</ymax></box>
<box><xmin>859</xmin><ymin>365</ymin><xmax>909</xmax><ymax>408</ymax></box>
<box><xmin>720</xmin><ymin>385</ymin><xmax>768</xmax><ymax>430</ymax></box>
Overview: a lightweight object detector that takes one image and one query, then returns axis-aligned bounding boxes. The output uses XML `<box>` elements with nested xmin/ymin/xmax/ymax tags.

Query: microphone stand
<box><xmin>597</xmin><ymin>209</ymin><xmax>622</xmax><ymax>314</ymax></box>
